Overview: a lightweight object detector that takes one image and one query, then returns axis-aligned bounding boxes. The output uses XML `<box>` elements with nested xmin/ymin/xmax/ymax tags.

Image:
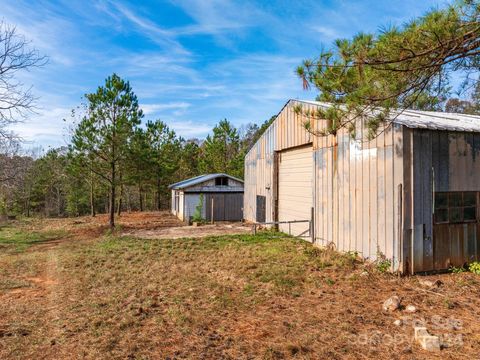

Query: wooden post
<box><xmin>253</xmin><ymin>224</ymin><xmax>257</xmax><ymax>235</ymax></box>
<box><xmin>311</xmin><ymin>207</ymin><xmax>315</xmax><ymax>243</ymax></box>
<box><xmin>211</xmin><ymin>197</ymin><xmax>214</xmax><ymax>224</ymax></box>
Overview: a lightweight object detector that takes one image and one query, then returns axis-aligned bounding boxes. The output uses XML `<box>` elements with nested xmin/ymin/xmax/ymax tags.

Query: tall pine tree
<box><xmin>69</xmin><ymin>74</ymin><xmax>142</xmax><ymax>228</ymax></box>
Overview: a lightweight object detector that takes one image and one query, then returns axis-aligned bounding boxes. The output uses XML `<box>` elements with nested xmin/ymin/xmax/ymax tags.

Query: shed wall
<box><xmin>404</xmin><ymin>128</ymin><xmax>480</xmax><ymax>272</ymax></box>
<box><xmin>178</xmin><ymin>191</ymin><xmax>184</xmax><ymax>221</ymax></box>
<box><xmin>244</xmin><ymin>100</ymin><xmax>404</xmax><ymax>270</ymax></box>
<box><xmin>184</xmin><ymin>193</ymin><xmax>206</xmax><ymax>223</ymax></box>
<box><xmin>184</xmin><ymin>178</ymin><xmax>244</xmax><ymax>193</ymax></box>
<box><xmin>171</xmin><ymin>190</ymin><xmax>176</xmax><ymax>215</ymax></box>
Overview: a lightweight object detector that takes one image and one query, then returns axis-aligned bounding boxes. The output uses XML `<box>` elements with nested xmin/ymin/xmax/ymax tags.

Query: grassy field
<box><xmin>0</xmin><ymin>213</ymin><xmax>479</xmax><ymax>359</ymax></box>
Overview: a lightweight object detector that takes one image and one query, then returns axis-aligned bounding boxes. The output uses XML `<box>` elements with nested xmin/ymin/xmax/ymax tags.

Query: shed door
<box><xmin>278</xmin><ymin>146</ymin><xmax>313</xmax><ymax>237</ymax></box>
<box><xmin>205</xmin><ymin>193</ymin><xmax>244</xmax><ymax>221</ymax></box>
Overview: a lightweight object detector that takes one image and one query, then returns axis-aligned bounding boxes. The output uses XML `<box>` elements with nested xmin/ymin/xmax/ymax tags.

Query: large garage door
<box><xmin>278</xmin><ymin>145</ymin><xmax>313</xmax><ymax>237</ymax></box>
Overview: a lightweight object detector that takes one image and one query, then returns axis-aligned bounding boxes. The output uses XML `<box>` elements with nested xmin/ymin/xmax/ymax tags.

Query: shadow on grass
<box><xmin>0</xmin><ymin>226</ymin><xmax>68</xmax><ymax>253</ymax></box>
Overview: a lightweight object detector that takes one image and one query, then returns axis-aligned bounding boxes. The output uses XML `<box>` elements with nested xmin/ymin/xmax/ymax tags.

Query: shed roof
<box><xmin>168</xmin><ymin>173</ymin><xmax>244</xmax><ymax>190</ymax></box>
<box><xmin>297</xmin><ymin>100</ymin><xmax>480</xmax><ymax>133</ymax></box>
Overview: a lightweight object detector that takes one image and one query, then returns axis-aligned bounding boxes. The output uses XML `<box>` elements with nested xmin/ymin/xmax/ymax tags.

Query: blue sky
<box><xmin>2</xmin><ymin>0</ymin><xmax>448</xmax><ymax>149</ymax></box>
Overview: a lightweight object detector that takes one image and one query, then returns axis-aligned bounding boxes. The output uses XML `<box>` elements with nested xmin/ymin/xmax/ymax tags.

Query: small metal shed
<box><xmin>244</xmin><ymin>99</ymin><xmax>480</xmax><ymax>274</ymax></box>
<box><xmin>169</xmin><ymin>173</ymin><xmax>244</xmax><ymax>224</ymax></box>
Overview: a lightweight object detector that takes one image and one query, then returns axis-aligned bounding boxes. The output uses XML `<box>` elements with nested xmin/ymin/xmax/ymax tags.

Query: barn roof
<box><xmin>297</xmin><ymin>100</ymin><xmax>480</xmax><ymax>133</ymax></box>
<box><xmin>168</xmin><ymin>173</ymin><xmax>244</xmax><ymax>190</ymax></box>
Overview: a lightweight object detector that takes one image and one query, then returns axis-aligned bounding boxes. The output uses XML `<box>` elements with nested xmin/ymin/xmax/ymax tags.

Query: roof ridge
<box><xmin>169</xmin><ymin>173</ymin><xmax>244</xmax><ymax>190</ymax></box>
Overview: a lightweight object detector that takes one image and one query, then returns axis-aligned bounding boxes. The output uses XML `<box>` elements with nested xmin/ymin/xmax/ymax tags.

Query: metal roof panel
<box><xmin>168</xmin><ymin>173</ymin><xmax>244</xmax><ymax>190</ymax></box>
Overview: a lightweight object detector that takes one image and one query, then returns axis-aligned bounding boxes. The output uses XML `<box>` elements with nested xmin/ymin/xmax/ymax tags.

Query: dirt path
<box><xmin>0</xmin><ymin>233</ymin><xmax>76</xmax><ymax>358</ymax></box>
<box><xmin>125</xmin><ymin>222</ymin><xmax>252</xmax><ymax>239</ymax></box>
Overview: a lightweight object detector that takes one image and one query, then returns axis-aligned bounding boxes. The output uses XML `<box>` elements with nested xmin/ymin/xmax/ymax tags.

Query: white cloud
<box><xmin>142</xmin><ymin>102</ymin><xmax>191</xmax><ymax>115</ymax></box>
<box><xmin>10</xmin><ymin>105</ymin><xmax>73</xmax><ymax>148</ymax></box>
<box><xmin>103</xmin><ymin>1</ymin><xmax>190</xmax><ymax>55</ymax></box>
<box><xmin>310</xmin><ymin>25</ymin><xmax>340</xmax><ymax>41</ymax></box>
<box><xmin>167</xmin><ymin>120</ymin><xmax>212</xmax><ymax>138</ymax></box>
<box><xmin>171</xmin><ymin>0</ymin><xmax>261</xmax><ymax>35</ymax></box>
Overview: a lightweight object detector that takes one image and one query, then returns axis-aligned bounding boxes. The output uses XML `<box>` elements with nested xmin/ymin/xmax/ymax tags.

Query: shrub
<box><xmin>449</xmin><ymin>265</ymin><xmax>466</xmax><ymax>273</ymax></box>
<box><xmin>191</xmin><ymin>194</ymin><xmax>205</xmax><ymax>223</ymax></box>
<box><xmin>375</xmin><ymin>251</ymin><xmax>391</xmax><ymax>273</ymax></box>
<box><xmin>468</xmin><ymin>261</ymin><xmax>480</xmax><ymax>274</ymax></box>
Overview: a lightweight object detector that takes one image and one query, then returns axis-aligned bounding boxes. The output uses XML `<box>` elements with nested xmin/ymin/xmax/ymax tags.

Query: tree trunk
<box><xmin>109</xmin><ymin>162</ymin><xmax>115</xmax><ymax>229</ymax></box>
<box><xmin>117</xmin><ymin>172</ymin><xmax>123</xmax><ymax>216</ymax></box>
<box><xmin>117</xmin><ymin>191</ymin><xmax>122</xmax><ymax>216</ymax></box>
<box><xmin>156</xmin><ymin>178</ymin><xmax>161</xmax><ymax>211</ymax></box>
<box><xmin>139</xmin><ymin>185</ymin><xmax>143</xmax><ymax>212</ymax></box>
<box><xmin>56</xmin><ymin>187</ymin><xmax>61</xmax><ymax>217</ymax></box>
<box><xmin>126</xmin><ymin>188</ymin><xmax>131</xmax><ymax>213</ymax></box>
<box><xmin>26</xmin><ymin>186</ymin><xmax>31</xmax><ymax>217</ymax></box>
<box><xmin>90</xmin><ymin>172</ymin><xmax>96</xmax><ymax>217</ymax></box>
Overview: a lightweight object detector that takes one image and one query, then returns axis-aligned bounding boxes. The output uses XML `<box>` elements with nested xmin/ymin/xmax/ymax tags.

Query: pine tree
<box><xmin>69</xmin><ymin>74</ymin><xmax>142</xmax><ymax>228</ymax></box>
<box><xmin>297</xmin><ymin>0</ymin><xmax>480</xmax><ymax>137</ymax></box>
<box><xmin>200</xmin><ymin>119</ymin><xmax>244</xmax><ymax>178</ymax></box>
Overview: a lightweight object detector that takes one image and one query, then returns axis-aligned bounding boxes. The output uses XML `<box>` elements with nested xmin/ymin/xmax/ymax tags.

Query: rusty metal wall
<box><xmin>244</xmin><ymin>100</ymin><xmax>404</xmax><ymax>271</ymax></box>
<box><xmin>404</xmin><ymin>129</ymin><xmax>480</xmax><ymax>273</ymax></box>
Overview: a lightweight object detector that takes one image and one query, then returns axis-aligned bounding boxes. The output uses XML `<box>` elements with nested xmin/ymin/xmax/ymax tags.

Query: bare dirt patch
<box><xmin>125</xmin><ymin>222</ymin><xmax>252</xmax><ymax>239</ymax></box>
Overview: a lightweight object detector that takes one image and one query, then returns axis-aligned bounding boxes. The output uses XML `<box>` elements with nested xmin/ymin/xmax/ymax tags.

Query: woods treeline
<box><xmin>0</xmin><ymin>74</ymin><xmax>274</xmax><ymax>221</ymax></box>
<box><xmin>0</xmin><ymin>1</ymin><xmax>478</xmax><ymax>226</ymax></box>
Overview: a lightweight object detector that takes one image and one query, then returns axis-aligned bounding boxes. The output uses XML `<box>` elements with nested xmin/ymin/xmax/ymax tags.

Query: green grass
<box><xmin>1</xmin><ymin>220</ymin><xmax>479</xmax><ymax>359</ymax></box>
<box><xmin>0</xmin><ymin>224</ymin><xmax>67</xmax><ymax>253</ymax></box>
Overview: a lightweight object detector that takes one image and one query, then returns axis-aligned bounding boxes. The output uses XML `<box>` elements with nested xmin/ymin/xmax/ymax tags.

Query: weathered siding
<box><xmin>405</xmin><ymin>129</ymin><xmax>480</xmax><ymax>272</ymax></box>
<box><xmin>244</xmin><ymin>100</ymin><xmax>314</xmax><ymax>223</ymax></box>
<box><xmin>171</xmin><ymin>175</ymin><xmax>244</xmax><ymax>223</ymax></box>
<box><xmin>313</xmin><ymin>122</ymin><xmax>404</xmax><ymax>269</ymax></box>
<box><xmin>278</xmin><ymin>145</ymin><xmax>313</xmax><ymax>236</ymax></box>
<box><xmin>171</xmin><ymin>190</ymin><xmax>177</xmax><ymax>216</ymax></box>
<box><xmin>184</xmin><ymin>178</ymin><xmax>244</xmax><ymax>193</ymax></box>
<box><xmin>178</xmin><ymin>191</ymin><xmax>185</xmax><ymax>221</ymax></box>
<box><xmin>244</xmin><ymin>100</ymin><xmax>404</xmax><ymax>271</ymax></box>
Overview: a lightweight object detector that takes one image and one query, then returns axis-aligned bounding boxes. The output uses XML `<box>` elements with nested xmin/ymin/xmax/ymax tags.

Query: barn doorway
<box><xmin>277</xmin><ymin>145</ymin><xmax>313</xmax><ymax>237</ymax></box>
<box><xmin>432</xmin><ymin>191</ymin><xmax>480</xmax><ymax>270</ymax></box>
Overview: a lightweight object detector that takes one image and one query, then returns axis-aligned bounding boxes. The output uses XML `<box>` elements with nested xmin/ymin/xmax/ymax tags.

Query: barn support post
<box><xmin>397</xmin><ymin>184</ymin><xmax>403</xmax><ymax>272</ymax></box>
<box><xmin>310</xmin><ymin>207</ymin><xmax>315</xmax><ymax>243</ymax></box>
<box><xmin>211</xmin><ymin>197</ymin><xmax>214</xmax><ymax>224</ymax></box>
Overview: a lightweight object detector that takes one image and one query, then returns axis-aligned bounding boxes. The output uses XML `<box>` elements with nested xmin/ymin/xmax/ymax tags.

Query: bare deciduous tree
<box><xmin>0</xmin><ymin>20</ymin><xmax>47</xmax><ymax>140</ymax></box>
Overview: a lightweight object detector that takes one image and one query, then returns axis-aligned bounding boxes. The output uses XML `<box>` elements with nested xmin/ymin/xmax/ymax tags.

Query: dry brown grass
<box><xmin>0</xmin><ymin>212</ymin><xmax>479</xmax><ymax>359</ymax></box>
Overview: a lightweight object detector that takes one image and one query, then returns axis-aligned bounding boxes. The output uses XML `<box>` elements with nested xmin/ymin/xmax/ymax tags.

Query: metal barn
<box><xmin>244</xmin><ymin>99</ymin><xmax>480</xmax><ymax>273</ymax></box>
<box><xmin>169</xmin><ymin>173</ymin><xmax>244</xmax><ymax>224</ymax></box>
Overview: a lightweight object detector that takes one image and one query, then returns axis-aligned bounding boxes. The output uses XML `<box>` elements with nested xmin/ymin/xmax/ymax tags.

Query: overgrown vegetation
<box><xmin>0</xmin><ymin>75</ymin><xmax>274</xmax><ymax>221</ymax></box>
<box><xmin>191</xmin><ymin>194</ymin><xmax>205</xmax><ymax>224</ymax></box>
<box><xmin>469</xmin><ymin>261</ymin><xmax>480</xmax><ymax>274</ymax></box>
<box><xmin>297</xmin><ymin>0</ymin><xmax>480</xmax><ymax>138</ymax></box>
<box><xmin>450</xmin><ymin>261</ymin><xmax>480</xmax><ymax>274</ymax></box>
<box><xmin>1</xmin><ymin>215</ymin><xmax>480</xmax><ymax>359</ymax></box>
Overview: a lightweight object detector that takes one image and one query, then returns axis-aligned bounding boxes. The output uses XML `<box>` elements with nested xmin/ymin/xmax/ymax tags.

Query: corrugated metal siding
<box><xmin>184</xmin><ymin>194</ymin><xmax>205</xmax><ymax>223</ymax></box>
<box><xmin>244</xmin><ymin>100</ymin><xmax>404</xmax><ymax>271</ymax></box>
<box><xmin>313</xmin><ymin>122</ymin><xmax>403</xmax><ymax>269</ymax></box>
<box><xmin>404</xmin><ymin>129</ymin><xmax>480</xmax><ymax>273</ymax></box>
<box><xmin>278</xmin><ymin>145</ymin><xmax>313</xmax><ymax>236</ymax></box>
<box><xmin>178</xmin><ymin>191</ymin><xmax>184</xmax><ymax>221</ymax></box>
<box><xmin>205</xmin><ymin>193</ymin><xmax>244</xmax><ymax>221</ymax></box>
<box><xmin>171</xmin><ymin>190</ymin><xmax>176</xmax><ymax>216</ymax></box>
